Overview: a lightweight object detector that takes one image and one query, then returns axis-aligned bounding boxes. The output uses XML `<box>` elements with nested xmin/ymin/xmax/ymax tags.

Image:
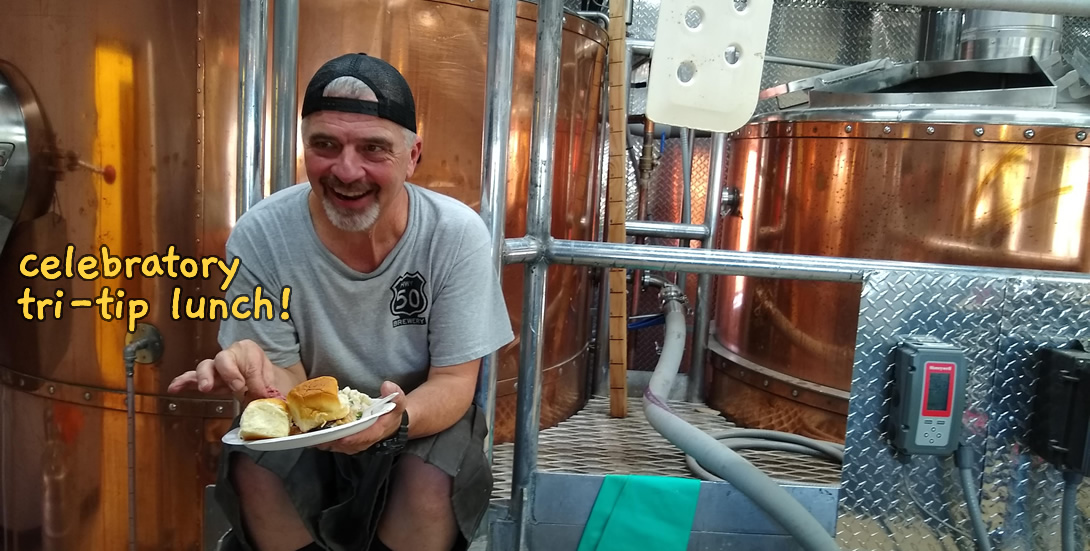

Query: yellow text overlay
<box><xmin>15</xmin><ymin>245</ymin><xmax>293</xmax><ymax>332</ymax></box>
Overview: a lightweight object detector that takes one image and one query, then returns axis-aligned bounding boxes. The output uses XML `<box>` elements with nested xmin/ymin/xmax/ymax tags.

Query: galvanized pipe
<box><xmin>629</xmin><ymin>119</ymin><xmax>655</xmax><ymax>346</ymax></box>
<box><xmin>510</xmin><ymin>0</ymin><xmax>563</xmax><ymax>545</ymax></box>
<box><xmin>577</xmin><ymin>10</ymin><xmax>609</xmax><ymax>29</ymax></box>
<box><xmin>477</xmin><ymin>0</ymin><xmax>518</xmax><ymax>466</ymax></box>
<box><xmin>917</xmin><ymin>7</ymin><xmax>964</xmax><ymax>61</ymax></box>
<box><xmin>504</xmin><ymin>236</ymin><xmax>541</xmax><ymax>264</ymax></box>
<box><xmin>626</xmin><ymin>220</ymin><xmax>709</xmax><ymax>240</ymax></box>
<box><xmin>765</xmin><ymin>55</ymin><xmax>847</xmax><ymax>71</ymax></box>
<box><xmin>591</xmin><ymin>36</ymin><xmax>611</xmax><ymax>397</ymax></box>
<box><xmin>236</xmin><ymin>0</ymin><xmax>268</xmax><ymax>219</ymax></box>
<box><xmin>850</xmin><ymin>0</ymin><xmax>1090</xmax><ymax>17</ymax></box>
<box><xmin>537</xmin><ymin>238</ymin><xmax>1062</xmax><ymax>282</ymax></box>
<box><xmin>687</xmin><ymin>132</ymin><xmax>727</xmax><ymax>403</ymax></box>
<box><xmin>271</xmin><ymin>0</ymin><xmax>298</xmax><ymax>194</ymax></box>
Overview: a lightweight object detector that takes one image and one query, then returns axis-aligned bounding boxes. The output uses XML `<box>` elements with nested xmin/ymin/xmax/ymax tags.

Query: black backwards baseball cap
<box><xmin>301</xmin><ymin>53</ymin><xmax>417</xmax><ymax>134</ymax></box>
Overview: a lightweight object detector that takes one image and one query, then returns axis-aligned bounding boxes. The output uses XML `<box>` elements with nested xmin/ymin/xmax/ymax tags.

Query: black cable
<box><xmin>1062</xmin><ymin>470</ymin><xmax>1084</xmax><ymax>551</ymax></box>
<box><xmin>955</xmin><ymin>444</ymin><xmax>993</xmax><ymax>551</ymax></box>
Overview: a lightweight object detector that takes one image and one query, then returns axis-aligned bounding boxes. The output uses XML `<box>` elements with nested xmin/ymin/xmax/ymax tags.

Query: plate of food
<box><xmin>221</xmin><ymin>376</ymin><xmax>398</xmax><ymax>451</ymax></box>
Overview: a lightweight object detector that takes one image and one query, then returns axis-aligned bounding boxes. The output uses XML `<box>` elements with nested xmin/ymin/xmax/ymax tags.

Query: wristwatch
<box><xmin>374</xmin><ymin>410</ymin><xmax>409</xmax><ymax>455</ymax></box>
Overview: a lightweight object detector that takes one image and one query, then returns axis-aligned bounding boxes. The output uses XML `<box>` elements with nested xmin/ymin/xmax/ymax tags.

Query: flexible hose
<box><xmin>1062</xmin><ymin>471</ymin><xmax>1084</xmax><ymax>551</ymax></box>
<box><xmin>955</xmin><ymin>444</ymin><xmax>993</xmax><ymax>551</ymax></box>
<box><xmin>643</xmin><ymin>293</ymin><xmax>842</xmax><ymax>551</ymax></box>
<box><xmin>685</xmin><ymin>430</ymin><xmax>843</xmax><ymax>484</ymax></box>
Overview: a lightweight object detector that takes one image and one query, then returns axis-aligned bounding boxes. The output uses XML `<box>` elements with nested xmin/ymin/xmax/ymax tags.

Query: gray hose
<box><xmin>643</xmin><ymin>291</ymin><xmax>842</xmax><ymax>551</ymax></box>
<box><xmin>1062</xmin><ymin>471</ymin><xmax>1084</xmax><ymax>551</ymax></box>
<box><xmin>685</xmin><ymin>430</ymin><xmax>843</xmax><ymax>484</ymax></box>
<box><xmin>955</xmin><ymin>444</ymin><xmax>993</xmax><ymax>551</ymax></box>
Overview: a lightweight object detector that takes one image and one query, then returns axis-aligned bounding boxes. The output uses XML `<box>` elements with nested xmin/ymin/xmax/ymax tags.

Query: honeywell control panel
<box><xmin>888</xmin><ymin>337</ymin><xmax>968</xmax><ymax>456</ymax></box>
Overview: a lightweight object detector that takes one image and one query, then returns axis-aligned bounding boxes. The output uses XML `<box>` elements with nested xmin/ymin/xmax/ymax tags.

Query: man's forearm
<box><xmin>269</xmin><ymin>362</ymin><xmax>307</xmax><ymax>397</ymax></box>
<box><xmin>403</xmin><ymin>374</ymin><xmax>476</xmax><ymax>439</ymax></box>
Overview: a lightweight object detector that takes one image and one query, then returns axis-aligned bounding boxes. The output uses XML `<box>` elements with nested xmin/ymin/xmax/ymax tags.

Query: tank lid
<box><xmin>753</xmin><ymin>104</ymin><xmax>1090</xmax><ymax>129</ymax></box>
<box><xmin>758</xmin><ymin>53</ymin><xmax>1090</xmax><ymax>126</ymax></box>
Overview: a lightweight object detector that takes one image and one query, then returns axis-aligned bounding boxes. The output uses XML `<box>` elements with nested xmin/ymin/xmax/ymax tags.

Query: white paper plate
<box><xmin>221</xmin><ymin>395</ymin><xmax>398</xmax><ymax>452</ymax></box>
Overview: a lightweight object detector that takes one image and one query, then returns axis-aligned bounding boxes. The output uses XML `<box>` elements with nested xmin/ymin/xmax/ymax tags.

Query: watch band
<box><xmin>396</xmin><ymin>410</ymin><xmax>410</xmax><ymax>442</ymax></box>
<box><xmin>374</xmin><ymin>410</ymin><xmax>409</xmax><ymax>455</ymax></box>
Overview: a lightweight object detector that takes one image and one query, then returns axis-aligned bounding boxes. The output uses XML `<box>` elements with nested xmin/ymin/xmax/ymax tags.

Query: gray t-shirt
<box><xmin>217</xmin><ymin>182</ymin><xmax>515</xmax><ymax>397</ymax></box>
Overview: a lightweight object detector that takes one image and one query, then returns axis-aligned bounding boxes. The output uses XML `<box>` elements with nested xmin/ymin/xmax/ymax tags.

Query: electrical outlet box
<box><xmin>888</xmin><ymin>336</ymin><xmax>968</xmax><ymax>457</ymax></box>
<box><xmin>1030</xmin><ymin>346</ymin><xmax>1090</xmax><ymax>476</ymax></box>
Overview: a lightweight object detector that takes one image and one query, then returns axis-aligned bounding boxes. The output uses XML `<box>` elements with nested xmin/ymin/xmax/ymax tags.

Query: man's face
<box><xmin>301</xmin><ymin>110</ymin><xmax>421</xmax><ymax>232</ymax></box>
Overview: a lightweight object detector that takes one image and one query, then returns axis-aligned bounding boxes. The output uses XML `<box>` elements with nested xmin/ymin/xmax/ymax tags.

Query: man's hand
<box><xmin>316</xmin><ymin>381</ymin><xmax>406</xmax><ymax>455</ymax></box>
<box><xmin>166</xmin><ymin>339</ymin><xmax>303</xmax><ymax>405</ymax></box>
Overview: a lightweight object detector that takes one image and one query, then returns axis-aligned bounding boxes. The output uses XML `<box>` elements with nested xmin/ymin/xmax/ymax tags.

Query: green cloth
<box><xmin>577</xmin><ymin>474</ymin><xmax>701</xmax><ymax>551</ymax></box>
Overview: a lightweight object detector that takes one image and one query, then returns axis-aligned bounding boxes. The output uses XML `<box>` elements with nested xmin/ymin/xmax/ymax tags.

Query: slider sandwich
<box><xmin>238</xmin><ymin>376</ymin><xmax>373</xmax><ymax>440</ymax></box>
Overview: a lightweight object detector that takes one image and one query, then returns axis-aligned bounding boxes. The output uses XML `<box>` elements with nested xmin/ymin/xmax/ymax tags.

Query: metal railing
<box><xmin>475</xmin><ymin>3</ymin><xmax>1090</xmax><ymax>549</ymax></box>
<box><xmin>239</xmin><ymin>0</ymin><xmax>1090</xmax><ymax>549</ymax></box>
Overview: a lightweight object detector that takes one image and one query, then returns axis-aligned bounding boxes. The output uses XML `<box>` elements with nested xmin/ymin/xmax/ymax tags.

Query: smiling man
<box><xmin>168</xmin><ymin>53</ymin><xmax>514</xmax><ymax>551</ymax></box>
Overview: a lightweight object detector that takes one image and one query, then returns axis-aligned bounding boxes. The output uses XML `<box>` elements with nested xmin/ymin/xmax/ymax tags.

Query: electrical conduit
<box><xmin>642</xmin><ymin>285</ymin><xmax>842</xmax><ymax>551</ymax></box>
<box><xmin>1061</xmin><ymin>471</ymin><xmax>1084</xmax><ymax>551</ymax></box>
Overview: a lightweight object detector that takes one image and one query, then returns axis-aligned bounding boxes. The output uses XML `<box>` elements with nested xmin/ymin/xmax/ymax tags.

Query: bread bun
<box><xmin>239</xmin><ymin>398</ymin><xmax>292</xmax><ymax>440</ymax></box>
<box><xmin>286</xmin><ymin>376</ymin><xmax>350</xmax><ymax>432</ymax></box>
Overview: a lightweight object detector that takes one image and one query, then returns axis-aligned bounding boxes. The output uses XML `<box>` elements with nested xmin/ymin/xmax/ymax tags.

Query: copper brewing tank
<box><xmin>709</xmin><ymin>100</ymin><xmax>1090</xmax><ymax>444</ymax></box>
<box><xmin>0</xmin><ymin>0</ymin><xmax>605</xmax><ymax>549</ymax></box>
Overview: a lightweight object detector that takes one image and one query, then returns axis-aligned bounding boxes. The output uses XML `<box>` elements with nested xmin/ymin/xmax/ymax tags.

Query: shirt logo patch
<box><xmin>390</xmin><ymin>271</ymin><xmax>428</xmax><ymax>327</ymax></box>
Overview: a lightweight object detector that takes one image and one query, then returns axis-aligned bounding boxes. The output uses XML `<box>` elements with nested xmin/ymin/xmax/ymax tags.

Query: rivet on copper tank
<box><xmin>216</xmin><ymin>405</ymin><xmax>225</xmax><ymax>413</ymax></box>
<box><xmin>1078</xmin><ymin>131</ymin><xmax>1087</xmax><ymax>141</ymax></box>
<box><xmin>792</xmin><ymin>389</ymin><xmax>799</xmax><ymax>397</ymax></box>
<box><xmin>883</xmin><ymin>125</ymin><xmax>892</xmax><ymax>134</ymax></box>
<box><xmin>926</xmin><ymin>126</ymin><xmax>936</xmax><ymax>135</ymax></box>
<box><xmin>84</xmin><ymin>392</ymin><xmax>92</xmax><ymax>401</ymax></box>
<box><xmin>48</xmin><ymin>385</ymin><xmax>55</xmax><ymax>394</ymax></box>
<box><xmin>1024</xmin><ymin>129</ymin><xmax>1035</xmax><ymax>139</ymax></box>
<box><xmin>974</xmin><ymin>128</ymin><xmax>985</xmax><ymax>137</ymax></box>
<box><xmin>169</xmin><ymin>403</ymin><xmax>178</xmax><ymax>412</ymax></box>
<box><xmin>845</xmin><ymin>125</ymin><xmax>853</xmax><ymax>133</ymax></box>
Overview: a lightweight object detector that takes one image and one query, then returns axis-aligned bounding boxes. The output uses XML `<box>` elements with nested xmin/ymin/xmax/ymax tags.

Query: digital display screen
<box><xmin>927</xmin><ymin>372</ymin><xmax>951</xmax><ymax>411</ymax></box>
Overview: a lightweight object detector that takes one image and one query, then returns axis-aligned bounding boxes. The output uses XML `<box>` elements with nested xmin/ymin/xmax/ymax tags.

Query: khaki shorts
<box><xmin>214</xmin><ymin>405</ymin><xmax>492</xmax><ymax>551</ymax></box>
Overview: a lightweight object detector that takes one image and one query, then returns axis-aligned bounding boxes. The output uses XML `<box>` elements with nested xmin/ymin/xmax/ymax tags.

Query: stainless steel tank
<box><xmin>709</xmin><ymin>56</ymin><xmax>1090</xmax><ymax>444</ymax></box>
<box><xmin>0</xmin><ymin>0</ymin><xmax>606</xmax><ymax>548</ymax></box>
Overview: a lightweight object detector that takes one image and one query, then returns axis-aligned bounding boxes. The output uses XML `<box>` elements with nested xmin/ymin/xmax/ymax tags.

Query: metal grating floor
<box><xmin>490</xmin><ymin>396</ymin><xmax>844</xmax><ymax>500</ymax></box>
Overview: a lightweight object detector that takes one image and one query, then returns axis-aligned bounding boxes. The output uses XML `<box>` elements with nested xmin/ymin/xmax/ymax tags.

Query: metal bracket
<box><xmin>125</xmin><ymin>323</ymin><xmax>164</xmax><ymax>365</ymax></box>
<box><xmin>721</xmin><ymin>187</ymin><xmax>741</xmax><ymax>217</ymax></box>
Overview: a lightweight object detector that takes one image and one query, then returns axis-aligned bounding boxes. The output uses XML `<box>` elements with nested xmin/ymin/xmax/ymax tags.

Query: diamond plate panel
<box><xmin>841</xmin><ymin>271</ymin><xmax>1006</xmax><ymax>551</ymax></box>
<box><xmin>628</xmin><ymin>0</ymin><xmax>660</xmax><ymax>41</ymax></box>
<box><xmin>1062</xmin><ymin>17</ymin><xmax>1090</xmax><ymax>58</ymax></box>
<box><xmin>491</xmin><ymin>396</ymin><xmax>843</xmax><ymax>500</ymax></box>
<box><xmin>984</xmin><ymin>279</ymin><xmax>1090</xmax><ymax>551</ymax></box>
<box><xmin>841</xmin><ymin>271</ymin><xmax>1090</xmax><ymax>551</ymax></box>
<box><xmin>625</xmin><ymin>134</ymin><xmax>640</xmax><ymax>225</ymax></box>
